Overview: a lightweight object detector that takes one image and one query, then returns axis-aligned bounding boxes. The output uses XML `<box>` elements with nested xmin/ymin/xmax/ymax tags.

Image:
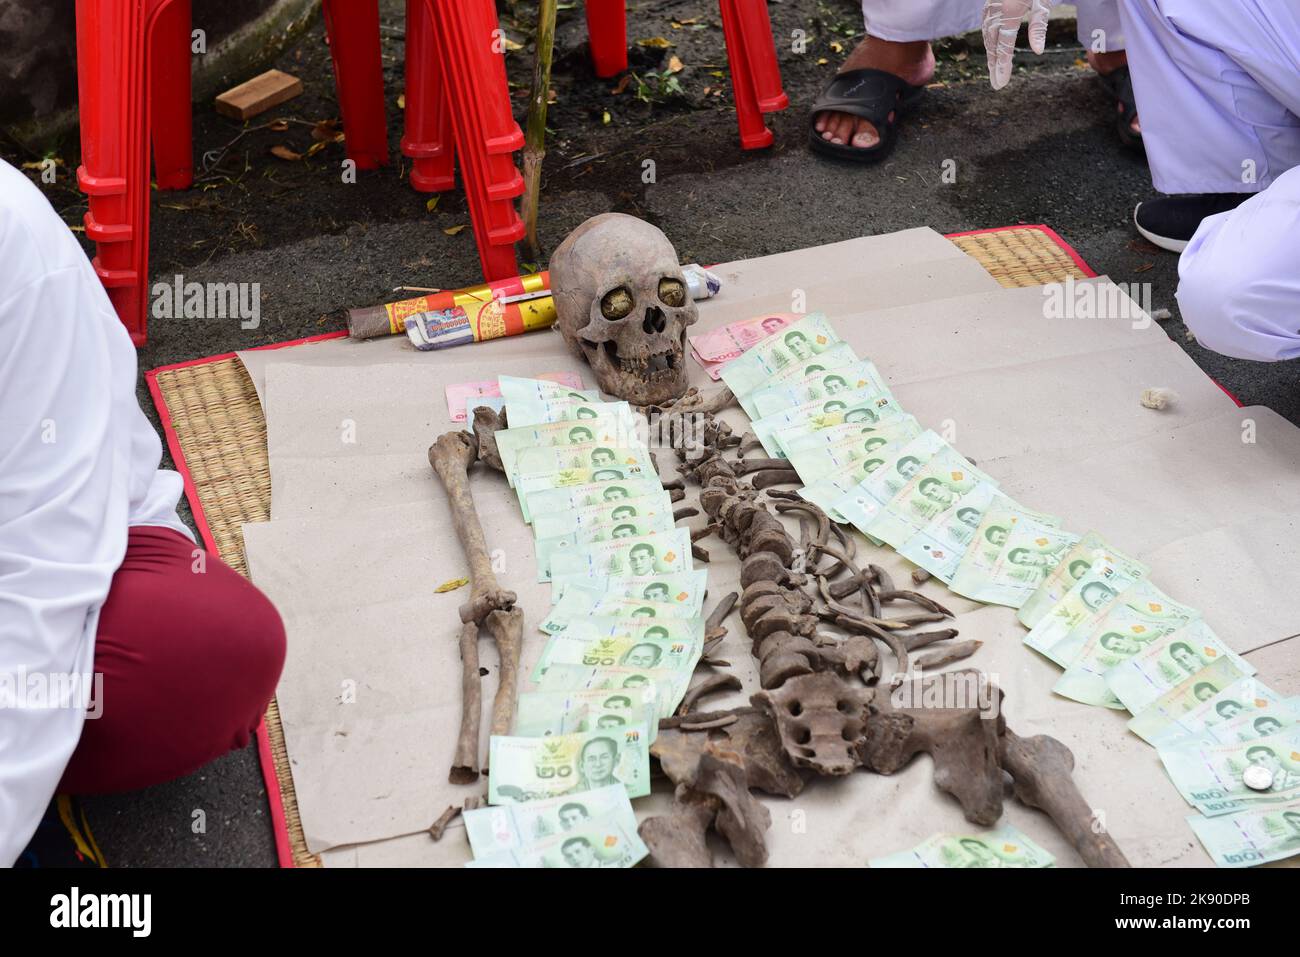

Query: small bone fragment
<box><xmin>638</xmin><ymin>797</ymin><xmax>715</xmax><ymax>868</ymax></box>
<box><xmin>678</xmin><ymin>673</ymin><xmax>742</xmax><ymax>715</ymax></box>
<box><xmin>914</xmin><ymin>639</ymin><xmax>982</xmax><ymax>669</ymax></box>
<box><xmin>428</xmin><ymin>804</ymin><xmax>461</xmax><ymax>841</ymax></box>
<box><xmin>1140</xmin><ymin>386</ymin><xmax>1178</xmax><ymax>410</ymax></box>
<box><xmin>470</xmin><ymin>406</ymin><xmax>507</xmax><ymax>472</ymax></box>
<box><xmin>911</xmin><ymin>567</ymin><xmax>931</xmax><ymax>585</ymax></box>
<box><xmin>901</xmin><ymin>627</ymin><xmax>960</xmax><ymax>651</ymax></box>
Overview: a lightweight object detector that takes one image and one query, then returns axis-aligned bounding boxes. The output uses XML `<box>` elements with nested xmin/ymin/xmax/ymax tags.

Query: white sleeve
<box><xmin>0</xmin><ymin>267</ymin><xmax>130</xmax><ymax>866</ymax></box>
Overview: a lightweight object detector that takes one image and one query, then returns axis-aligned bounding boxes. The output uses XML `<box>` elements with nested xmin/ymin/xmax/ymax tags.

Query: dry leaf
<box><xmin>311</xmin><ymin>119</ymin><xmax>341</xmax><ymax>141</ymax></box>
<box><xmin>830</xmin><ymin>41</ymin><xmax>843</xmax><ymax>54</ymax></box>
<box><xmin>667</xmin><ymin>55</ymin><xmax>684</xmax><ymax>73</ymax></box>
<box><xmin>270</xmin><ymin>145</ymin><xmax>302</xmax><ymax>161</ymax></box>
<box><xmin>268</xmin><ymin>119</ymin><xmax>289</xmax><ymax>132</ymax></box>
<box><xmin>444</xmin><ymin>224</ymin><xmax>467</xmax><ymax>236</ymax></box>
<box><xmin>602</xmin><ymin>109</ymin><xmax>612</xmax><ymax>125</ymax></box>
<box><xmin>501</xmin><ymin>35</ymin><xmax>523</xmax><ymax>51</ymax></box>
<box><xmin>637</xmin><ymin>37</ymin><xmax>672</xmax><ymax>48</ymax></box>
<box><xmin>434</xmin><ymin>577</ymin><xmax>469</xmax><ymax>593</ymax></box>
<box><xmin>426</xmin><ymin>196</ymin><xmax>440</xmax><ymax>213</ymax></box>
<box><xmin>397</xmin><ymin>93</ymin><xmax>406</xmax><ymax>109</ymax></box>
<box><xmin>611</xmin><ymin>75</ymin><xmax>632</xmax><ymax>95</ymax></box>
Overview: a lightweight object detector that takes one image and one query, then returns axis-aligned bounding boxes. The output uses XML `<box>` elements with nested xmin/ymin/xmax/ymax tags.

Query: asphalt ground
<box><xmin>6</xmin><ymin>0</ymin><xmax>1295</xmax><ymax>866</ymax></box>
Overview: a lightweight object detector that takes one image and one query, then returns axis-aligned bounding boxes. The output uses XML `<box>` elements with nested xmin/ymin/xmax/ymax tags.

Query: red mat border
<box><xmin>139</xmin><ymin>224</ymin><xmax>1219</xmax><ymax>868</ymax></box>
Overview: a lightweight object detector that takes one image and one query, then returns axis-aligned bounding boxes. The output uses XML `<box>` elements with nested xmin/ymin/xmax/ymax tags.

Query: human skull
<box><xmin>550</xmin><ymin>213</ymin><xmax>698</xmax><ymax>405</ymax></box>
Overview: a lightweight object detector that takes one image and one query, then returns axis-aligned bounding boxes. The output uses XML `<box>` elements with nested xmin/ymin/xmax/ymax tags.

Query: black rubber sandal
<box><xmin>809</xmin><ymin>67</ymin><xmax>925</xmax><ymax>164</ymax></box>
<box><xmin>1096</xmin><ymin>65</ymin><xmax>1143</xmax><ymax>152</ymax></box>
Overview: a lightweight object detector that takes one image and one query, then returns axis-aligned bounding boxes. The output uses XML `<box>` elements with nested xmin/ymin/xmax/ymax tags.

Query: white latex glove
<box><xmin>982</xmin><ymin>0</ymin><xmax>1052</xmax><ymax>90</ymax></box>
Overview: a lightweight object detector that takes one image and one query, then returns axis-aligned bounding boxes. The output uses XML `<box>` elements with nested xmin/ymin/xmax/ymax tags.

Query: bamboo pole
<box><xmin>521</xmin><ymin>0</ymin><xmax>558</xmax><ymax>261</ymax></box>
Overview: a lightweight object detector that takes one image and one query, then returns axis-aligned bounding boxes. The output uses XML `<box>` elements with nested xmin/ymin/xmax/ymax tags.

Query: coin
<box><xmin>1242</xmin><ymin>765</ymin><xmax>1275</xmax><ymax>792</ymax></box>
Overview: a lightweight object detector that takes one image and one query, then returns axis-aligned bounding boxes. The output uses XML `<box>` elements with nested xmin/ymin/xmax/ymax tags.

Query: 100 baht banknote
<box><xmin>463</xmin><ymin>784</ymin><xmax>636</xmax><ymax>859</ymax></box>
<box><xmin>868</xmin><ymin>823</ymin><xmax>1055</xmax><ymax>868</ymax></box>
<box><xmin>1158</xmin><ymin>725</ymin><xmax>1300</xmax><ymax>816</ymax></box>
<box><xmin>1189</xmin><ymin>801</ymin><xmax>1300</xmax><ymax>868</ymax></box>
<box><xmin>488</xmin><ymin>725</ymin><xmax>652</xmax><ymax>804</ymax></box>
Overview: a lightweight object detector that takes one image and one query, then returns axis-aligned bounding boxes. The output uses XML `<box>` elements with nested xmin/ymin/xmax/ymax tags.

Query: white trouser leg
<box><xmin>1119</xmin><ymin>0</ymin><xmax>1300</xmax><ymax>194</ymax></box>
<box><xmin>860</xmin><ymin>0</ymin><xmax>982</xmax><ymax>42</ymax></box>
<box><xmin>1177</xmin><ymin>165</ymin><xmax>1300</xmax><ymax>362</ymax></box>
<box><xmin>1074</xmin><ymin>0</ymin><xmax>1125</xmax><ymax>52</ymax></box>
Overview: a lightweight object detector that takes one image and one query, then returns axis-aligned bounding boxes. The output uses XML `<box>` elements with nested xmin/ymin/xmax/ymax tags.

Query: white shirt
<box><xmin>0</xmin><ymin>160</ymin><xmax>191</xmax><ymax>865</ymax></box>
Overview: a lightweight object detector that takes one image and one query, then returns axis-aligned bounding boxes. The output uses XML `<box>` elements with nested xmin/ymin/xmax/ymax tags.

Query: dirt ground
<box><xmin>4</xmin><ymin>0</ymin><xmax>1296</xmax><ymax>867</ymax></box>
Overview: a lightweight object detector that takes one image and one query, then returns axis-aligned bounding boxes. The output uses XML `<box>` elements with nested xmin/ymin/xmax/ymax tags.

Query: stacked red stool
<box><xmin>585</xmin><ymin>0</ymin><xmax>789</xmax><ymax>149</ymax></box>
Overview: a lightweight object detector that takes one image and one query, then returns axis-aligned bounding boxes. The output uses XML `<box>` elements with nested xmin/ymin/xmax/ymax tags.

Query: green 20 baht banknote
<box><xmin>488</xmin><ymin>725</ymin><xmax>652</xmax><ymax>803</ymax></box>
<box><xmin>720</xmin><ymin>312</ymin><xmax>843</xmax><ymax>400</ymax></box>
<box><xmin>549</xmin><ymin>571</ymin><xmax>709</xmax><ymax>615</ymax></box>
<box><xmin>463</xmin><ymin>784</ymin><xmax>637</xmax><ymax>859</ymax></box>
<box><xmin>869</xmin><ymin>824</ymin><xmax>1055</xmax><ymax>868</ymax></box>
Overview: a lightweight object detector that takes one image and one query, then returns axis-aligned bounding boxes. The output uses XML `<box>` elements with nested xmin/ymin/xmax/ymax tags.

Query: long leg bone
<box><xmin>428</xmin><ymin>431</ymin><xmax>517</xmax><ymax>624</ymax></box>
<box><xmin>483</xmin><ymin>607</ymin><xmax>523</xmax><ymax>739</ymax></box>
<box><xmin>999</xmin><ymin>727</ymin><xmax>1131</xmax><ymax>867</ymax></box>
<box><xmin>450</xmin><ymin>620</ymin><xmax>482</xmax><ymax>784</ymax></box>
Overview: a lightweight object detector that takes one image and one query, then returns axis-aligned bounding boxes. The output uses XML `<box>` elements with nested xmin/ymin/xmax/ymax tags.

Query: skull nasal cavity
<box><xmin>643</xmin><ymin>306</ymin><xmax>666</xmax><ymax>334</ymax></box>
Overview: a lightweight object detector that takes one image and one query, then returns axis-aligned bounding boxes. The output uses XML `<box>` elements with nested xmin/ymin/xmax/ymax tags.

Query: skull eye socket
<box><xmin>658</xmin><ymin>277</ymin><xmax>687</xmax><ymax>308</ymax></box>
<box><xmin>601</xmin><ymin>286</ymin><xmax>634</xmax><ymax>320</ymax></box>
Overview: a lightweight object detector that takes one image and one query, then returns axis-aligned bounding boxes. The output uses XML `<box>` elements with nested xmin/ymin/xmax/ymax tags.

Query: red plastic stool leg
<box><xmin>402</xmin><ymin>0</ymin><xmax>455</xmax><ymax>191</ymax></box>
<box><xmin>727</xmin><ymin>0</ymin><xmax>788</xmax><ymax>112</ymax></box>
<box><xmin>585</xmin><ymin>0</ymin><xmax>628</xmax><ymax>77</ymax></box>
<box><xmin>718</xmin><ymin>0</ymin><xmax>787</xmax><ymax>150</ymax></box>
<box><xmin>149</xmin><ymin>0</ymin><xmax>193</xmax><ymax>190</ymax></box>
<box><xmin>322</xmin><ymin>0</ymin><xmax>389</xmax><ymax>169</ymax></box>
<box><xmin>75</xmin><ymin>0</ymin><xmax>152</xmax><ymax>345</ymax></box>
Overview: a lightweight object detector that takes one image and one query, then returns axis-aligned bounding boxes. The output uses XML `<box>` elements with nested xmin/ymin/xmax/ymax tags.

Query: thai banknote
<box><xmin>518</xmin><ymin>466</ymin><xmax>659</xmax><ymax>523</ymax></box>
<box><xmin>777</xmin><ymin>418</ymin><xmax>892</xmax><ymax>457</ymax></box>
<box><xmin>463</xmin><ymin>784</ymin><xmax>638</xmax><ymax>859</ymax></box>
<box><xmin>1104</xmin><ymin>620</ymin><xmax>1255</xmax><ymax>715</ymax></box>
<box><xmin>531</xmin><ymin>626</ymin><xmax>703</xmax><ymax>682</ymax></box>
<box><xmin>534</xmin><ymin>513</ymin><xmax>676</xmax><ymax>581</ymax></box>
<box><xmin>445</xmin><ymin>372</ymin><xmax>585</xmax><ymax>422</ymax></box>
<box><xmin>533</xmin><ymin>491</ymin><xmax>673</xmax><ymax>540</ymax></box>
<box><xmin>540</xmin><ymin>591</ymin><xmax>699</xmax><ymax>632</ymax></box>
<box><xmin>536</xmin><ymin>663</ymin><xmax>692</xmax><ymax>715</ymax></box>
<box><xmin>688</xmin><ymin>312</ymin><xmax>801</xmax><ymax>379</ymax></box>
<box><xmin>741</xmin><ymin>342</ymin><xmax>864</xmax><ymax>416</ymax></box>
<box><xmin>511</xmin><ymin>443</ymin><xmax>655</xmax><ymax>489</ymax></box>
<box><xmin>1052</xmin><ymin>584</ymin><xmax>1200</xmax><ymax>706</ymax></box>
<box><xmin>1173</xmin><ymin>701</ymin><xmax>1298</xmax><ymax>750</ymax></box>
<box><xmin>719</xmin><ymin>312</ymin><xmax>843</xmax><ymax>399</ymax></box>
<box><xmin>547</xmin><ymin>529</ymin><xmax>692</xmax><ymax>582</ymax></box>
<box><xmin>831</xmin><ymin>429</ymin><xmax>950</xmax><ymax>533</ymax></box>
<box><xmin>1129</xmin><ymin>663</ymin><xmax>1288</xmax><ymax>746</ymax></box>
<box><xmin>496</xmin><ymin>410</ymin><xmax>641</xmax><ymax>478</ymax></box>
<box><xmin>786</xmin><ymin>417</ymin><xmax>923</xmax><ymax>488</ymax></box>
<box><xmin>752</xmin><ymin>388</ymin><xmax>900</xmax><ymax>458</ymax></box>
<box><xmin>1022</xmin><ymin>558</ymin><xmax>1157</xmax><ymax>668</ymax></box>
<box><xmin>498</xmin><ymin>375</ymin><xmax>607</xmax><ymax>427</ymax></box>
<box><xmin>749</xmin><ymin>359</ymin><xmax>892</xmax><ymax>420</ymax></box>
<box><xmin>1017</xmin><ymin>533</ymin><xmax>1122</xmax><ymax>628</ymax></box>
<box><xmin>848</xmin><ymin>445</ymin><xmax>995</xmax><ymax>549</ymax></box>
<box><xmin>959</xmin><ymin>517</ymin><xmax>1079</xmax><ymax>609</ymax></box>
<box><xmin>1158</xmin><ymin>726</ymin><xmax>1300</xmax><ymax>816</ymax></box>
<box><xmin>524</xmin><ymin>478</ymin><xmax>665</xmax><ymax>526</ymax></box>
<box><xmin>549</xmin><ymin>570</ymin><xmax>709</xmax><ymax>615</ymax></box>
<box><xmin>897</xmin><ymin>482</ymin><xmax>1007</xmax><ymax>585</ymax></box>
<box><xmin>466</xmin><ymin>816</ymin><xmax>649</xmax><ymax>868</ymax></box>
<box><xmin>488</xmin><ymin>725</ymin><xmax>652</xmax><ymax>803</ymax></box>
<box><xmin>868</xmin><ymin>824</ymin><xmax>1055</xmax><ymax>868</ymax></box>
<box><xmin>514</xmin><ymin>686</ymin><xmax>661</xmax><ymax>742</ymax></box>
<box><xmin>1189</xmin><ymin>801</ymin><xmax>1300</xmax><ymax>867</ymax></box>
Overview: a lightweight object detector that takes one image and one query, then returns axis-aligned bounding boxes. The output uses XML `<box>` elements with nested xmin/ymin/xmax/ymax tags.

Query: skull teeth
<box><xmin>599</xmin><ymin>340</ymin><xmax>683</xmax><ymax>381</ymax></box>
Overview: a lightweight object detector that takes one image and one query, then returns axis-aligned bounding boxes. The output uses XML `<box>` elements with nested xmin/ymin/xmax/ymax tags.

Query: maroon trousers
<box><xmin>58</xmin><ymin>526</ymin><xmax>286</xmax><ymax>793</ymax></box>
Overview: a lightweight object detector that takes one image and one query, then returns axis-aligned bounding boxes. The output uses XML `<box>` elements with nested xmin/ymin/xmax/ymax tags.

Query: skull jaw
<box><xmin>581</xmin><ymin>334</ymin><xmax>690</xmax><ymax>406</ymax></box>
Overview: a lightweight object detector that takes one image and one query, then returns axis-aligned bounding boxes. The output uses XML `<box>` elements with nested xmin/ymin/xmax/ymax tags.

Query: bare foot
<box><xmin>1087</xmin><ymin>49</ymin><xmax>1140</xmax><ymax>134</ymax></box>
<box><xmin>814</xmin><ymin>38</ymin><xmax>935</xmax><ymax>149</ymax></box>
